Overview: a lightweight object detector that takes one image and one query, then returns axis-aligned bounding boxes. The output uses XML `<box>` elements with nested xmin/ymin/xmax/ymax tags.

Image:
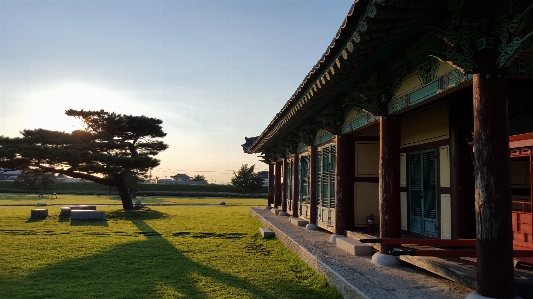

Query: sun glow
<box><xmin>22</xmin><ymin>82</ymin><xmax>143</xmax><ymax>134</ymax></box>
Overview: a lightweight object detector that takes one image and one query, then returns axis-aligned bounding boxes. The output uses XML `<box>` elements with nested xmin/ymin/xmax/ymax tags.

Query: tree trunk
<box><xmin>116</xmin><ymin>182</ymin><xmax>134</xmax><ymax>210</ymax></box>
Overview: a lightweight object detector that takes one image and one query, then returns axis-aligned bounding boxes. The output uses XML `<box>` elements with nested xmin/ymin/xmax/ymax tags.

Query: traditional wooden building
<box><xmin>243</xmin><ymin>1</ymin><xmax>533</xmax><ymax>298</ymax></box>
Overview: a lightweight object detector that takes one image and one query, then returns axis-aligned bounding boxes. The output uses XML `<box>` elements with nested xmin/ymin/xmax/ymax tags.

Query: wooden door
<box><xmin>317</xmin><ymin>144</ymin><xmax>336</xmax><ymax>229</ymax></box>
<box><xmin>409</xmin><ymin>150</ymin><xmax>438</xmax><ymax>237</ymax></box>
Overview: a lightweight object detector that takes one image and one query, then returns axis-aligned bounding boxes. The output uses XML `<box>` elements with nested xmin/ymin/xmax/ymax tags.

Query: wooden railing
<box><xmin>512</xmin><ymin>201</ymin><xmax>533</xmax><ymax>248</ymax></box>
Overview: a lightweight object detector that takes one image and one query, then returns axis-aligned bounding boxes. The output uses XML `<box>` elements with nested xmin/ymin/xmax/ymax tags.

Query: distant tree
<box><xmin>13</xmin><ymin>169</ymin><xmax>56</xmax><ymax>192</ymax></box>
<box><xmin>231</xmin><ymin>164</ymin><xmax>263</xmax><ymax>193</ymax></box>
<box><xmin>191</xmin><ymin>174</ymin><xmax>206</xmax><ymax>181</ymax></box>
<box><xmin>0</xmin><ymin>109</ymin><xmax>168</xmax><ymax>210</ymax></box>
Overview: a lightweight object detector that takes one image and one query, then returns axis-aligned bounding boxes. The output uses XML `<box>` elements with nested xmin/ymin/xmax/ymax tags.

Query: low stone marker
<box><xmin>71</xmin><ymin>210</ymin><xmax>105</xmax><ymax>220</ymax></box>
<box><xmin>60</xmin><ymin>207</ymin><xmax>71</xmax><ymax>217</ymax></box>
<box><xmin>31</xmin><ymin>209</ymin><xmax>48</xmax><ymax>219</ymax></box>
<box><xmin>336</xmin><ymin>237</ymin><xmax>373</xmax><ymax>256</ymax></box>
<box><xmin>259</xmin><ymin>227</ymin><xmax>275</xmax><ymax>238</ymax></box>
<box><xmin>289</xmin><ymin>217</ymin><xmax>308</xmax><ymax>227</ymax></box>
<box><xmin>68</xmin><ymin>205</ymin><xmax>96</xmax><ymax>210</ymax></box>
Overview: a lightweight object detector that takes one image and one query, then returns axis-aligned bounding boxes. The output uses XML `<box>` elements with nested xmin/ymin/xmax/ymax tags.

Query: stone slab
<box><xmin>69</xmin><ymin>205</ymin><xmax>96</xmax><ymax>210</ymax></box>
<box><xmin>71</xmin><ymin>210</ymin><xmax>105</xmax><ymax>220</ymax></box>
<box><xmin>399</xmin><ymin>254</ymin><xmax>480</xmax><ymax>290</ymax></box>
<box><xmin>60</xmin><ymin>207</ymin><xmax>71</xmax><ymax>217</ymax></box>
<box><xmin>31</xmin><ymin>209</ymin><xmax>48</xmax><ymax>219</ymax></box>
<box><xmin>259</xmin><ymin>227</ymin><xmax>275</xmax><ymax>238</ymax></box>
<box><xmin>290</xmin><ymin>217</ymin><xmax>308</xmax><ymax>227</ymax></box>
<box><xmin>335</xmin><ymin>237</ymin><xmax>373</xmax><ymax>256</ymax></box>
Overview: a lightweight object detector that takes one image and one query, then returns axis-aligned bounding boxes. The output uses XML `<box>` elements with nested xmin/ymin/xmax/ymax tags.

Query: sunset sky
<box><xmin>0</xmin><ymin>0</ymin><xmax>354</xmax><ymax>184</ymax></box>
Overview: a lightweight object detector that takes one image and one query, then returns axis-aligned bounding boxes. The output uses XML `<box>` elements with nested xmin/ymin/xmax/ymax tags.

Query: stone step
<box><xmin>336</xmin><ymin>237</ymin><xmax>373</xmax><ymax>256</ymax></box>
<box><xmin>290</xmin><ymin>217</ymin><xmax>308</xmax><ymax>227</ymax></box>
<box><xmin>270</xmin><ymin>208</ymin><xmax>281</xmax><ymax>215</ymax></box>
<box><xmin>71</xmin><ymin>210</ymin><xmax>105</xmax><ymax>220</ymax></box>
<box><xmin>259</xmin><ymin>227</ymin><xmax>275</xmax><ymax>238</ymax></box>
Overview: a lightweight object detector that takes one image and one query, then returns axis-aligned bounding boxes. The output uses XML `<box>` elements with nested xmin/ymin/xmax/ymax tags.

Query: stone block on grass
<box><xmin>31</xmin><ymin>209</ymin><xmax>48</xmax><ymax>219</ymax></box>
<box><xmin>71</xmin><ymin>210</ymin><xmax>105</xmax><ymax>220</ymax></box>
<box><xmin>69</xmin><ymin>205</ymin><xmax>88</xmax><ymax>210</ymax></box>
<box><xmin>60</xmin><ymin>207</ymin><xmax>71</xmax><ymax>217</ymax></box>
<box><xmin>259</xmin><ymin>227</ymin><xmax>275</xmax><ymax>238</ymax></box>
<box><xmin>69</xmin><ymin>205</ymin><xmax>96</xmax><ymax>211</ymax></box>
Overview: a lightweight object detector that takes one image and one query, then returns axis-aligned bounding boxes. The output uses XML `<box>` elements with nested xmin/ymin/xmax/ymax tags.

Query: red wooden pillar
<box><xmin>335</xmin><ymin>135</ymin><xmax>356</xmax><ymax>235</ymax></box>
<box><xmin>473</xmin><ymin>73</ymin><xmax>515</xmax><ymax>298</ymax></box>
<box><xmin>449</xmin><ymin>90</ymin><xmax>475</xmax><ymax>239</ymax></box>
<box><xmin>379</xmin><ymin>108</ymin><xmax>401</xmax><ymax>254</ymax></box>
<box><xmin>310</xmin><ymin>145</ymin><xmax>318</xmax><ymax>224</ymax></box>
<box><xmin>530</xmin><ymin>154</ymin><xmax>533</xmax><ymax>204</ymax></box>
<box><xmin>292</xmin><ymin>153</ymin><xmax>300</xmax><ymax>217</ymax></box>
<box><xmin>274</xmin><ymin>160</ymin><xmax>282</xmax><ymax>208</ymax></box>
<box><xmin>282</xmin><ymin>158</ymin><xmax>288</xmax><ymax>212</ymax></box>
<box><xmin>268</xmin><ymin>163</ymin><xmax>274</xmax><ymax>207</ymax></box>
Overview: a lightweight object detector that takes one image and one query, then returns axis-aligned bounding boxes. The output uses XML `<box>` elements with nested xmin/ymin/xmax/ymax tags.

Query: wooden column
<box><xmin>282</xmin><ymin>158</ymin><xmax>288</xmax><ymax>212</ymax></box>
<box><xmin>335</xmin><ymin>135</ymin><xmax>356</xmax><ymax>235</ymax></box>
<box><xmin>530</xmin><ymin>154</ymin><xmax>533</xmax><ymax>204</ymax></box>
<box><xmin>274</xmin><ymin>160</ymin><xmax>282</xmax><ymax>208</ymax></box>
<box><xmin>310</xmin><ymin>145</ymin><xmax>318</xmax><ymax>224</ymax></box>
<box><xmin>379</xmin><ymin>107</ymin><xmax>401</xmax><ymax>254</ymax></box>
<box><xmin>292</xmin><ymin>153</ymin><xmax>300</xmax><ymax>217</ymax></box>
<box><xmin>268</xmin><ymin>163</ymin><xmax>274</xmax><ymax>207</ymax></box>
<box><xmin>473</xmin><ymin>73</ymin><xmax>515</xmax><ymax>298</ymax></box>
<box><xmin>449</xmin><ymin>90</ymin><xmax>476</xmax><ymax>239</ymax></box>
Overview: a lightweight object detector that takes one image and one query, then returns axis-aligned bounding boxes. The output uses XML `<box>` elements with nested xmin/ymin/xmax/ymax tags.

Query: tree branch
<box><xmin>36</xmin><ymin>165</ymin><xmax>115</xmax><ymax>186</ymax></box>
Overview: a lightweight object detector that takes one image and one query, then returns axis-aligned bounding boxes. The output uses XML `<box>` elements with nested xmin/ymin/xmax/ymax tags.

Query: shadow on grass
<box><xmin>0</xmin><ymin>218</ymin><xmax>332</xmax><ymax>299</ymax></box>
<box><xmin>69</xmin><ymin>220</ymin><xmax>109</xmax><ymax>227</ymax></box>
<box><xmin>106</xmin><ymin>207</ymin><xmax>167</xmax><ymax>221</ymax></box>
<box><xmin>25</xmin><ymin>218</ymin><xmax>47</xmax><ymax>223</ymax></box>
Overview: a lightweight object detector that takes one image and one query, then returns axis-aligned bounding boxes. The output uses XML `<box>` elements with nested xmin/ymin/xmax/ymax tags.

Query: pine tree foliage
<box><xmin>0</xmin><ymin>109</ymin><xmax>168</xmax><ymax>210</ymax></box>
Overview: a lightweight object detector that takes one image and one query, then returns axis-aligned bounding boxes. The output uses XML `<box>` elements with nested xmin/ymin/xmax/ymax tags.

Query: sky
<box><xmin>0</xmin><ymin>0</ymin><xmax>354</xmax><ymax>184</ymax></box>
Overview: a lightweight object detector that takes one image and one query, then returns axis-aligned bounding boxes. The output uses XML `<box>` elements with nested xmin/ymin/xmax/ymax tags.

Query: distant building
<box><xmin>170</xmin><ymin>173</ymin><xmax>191</xmax><ymax>181</ymax></box>
<box><xmin>159</xmin><ymin>173</ymin><xmax>207</xmax><ymax>185</ymax></box>
<box><xmin>0</xmin><ymin>168</ymin><xmax>20</xmax><ymax>180</ymax></box>
<box><xmin>55</xmin><ymin>174</ymin><xmax>80</xmax><ymax>182</ymax></box>
<box><xmin>158</xmin><ymin>179</ymin><xmax>206</xmax><ymax>185</ymax></box>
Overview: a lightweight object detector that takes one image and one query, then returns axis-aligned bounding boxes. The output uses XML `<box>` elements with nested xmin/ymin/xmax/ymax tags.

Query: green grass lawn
<box><xmin>0</xmin><ymin>196</ymin><xmax>342</xmax><ymax>299</ymax></box>
<box><xmin>0</xmin><ymin>193</ymin><xmax>266</xmax><ymax>206</ymax></box>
